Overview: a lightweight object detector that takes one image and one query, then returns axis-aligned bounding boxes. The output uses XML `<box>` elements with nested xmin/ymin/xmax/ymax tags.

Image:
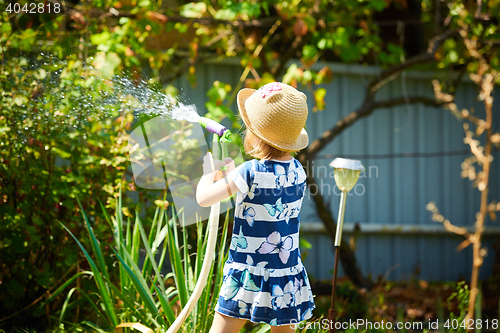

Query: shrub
<box><xmin>0</xmin><ymin>53</ymin><xmax>133</xmax><ymax>329</ymax></box>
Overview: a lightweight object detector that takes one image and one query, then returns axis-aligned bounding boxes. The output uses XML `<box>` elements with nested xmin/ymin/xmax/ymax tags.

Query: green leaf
<box><xmin>369</xmin><ymin>0</ymin><xmax>388</xmax><ymax>11</ymax></box>
<box><xmin>59</xmin><ymin>221</ymin><xmax>117</xmax><ymax>328</ymax></box>
<box><xmin>448</xmin><ymin>50</ymin><xmax>459</xmax><ymax>63</ymax></box>
<box><xmin>81</xmin><ymin>321</ymin><xmax>109</xmax><ymax>333</ymax></box>
<box><xmin>167</xmin><ymin>213</ymin><xmax>188</xmax><ymax>307</ymax></box>
<box><xmin>13</xmin><ymin>96</ymin><xmax>28</xmax><ymax>106</ymax></box>
<box><xmin>77</xmin><ymin>198</ymin><xmax>111</xmax><ymax>283</ymax></box>
<box><xmin>214</xmin><ymin>9</ymin><xmax>237</xmax><ymax>20</ymax></box>
<box><xmin>39</xmin><ymin>271</ymin><xmax>88</xmax><ymax>307</ymax></box>
<box><xmin>261</xmin><ymin>1</ymin><xmax>270</xmax><ymax>16</ymax></box>
<box><xmin>111</xmin><ymin>248</ymin><xmax>160</xmax><ymax>322</ymax></box>
<box><xmin>317</xmin><ymin>38</ymin><xmax>328</xmax><ymax>50</ymax></box>
<box><xmin>152</xmin><ymin>283</ymin><xmax>176</xmax><ymax>325</ymax></box>
<box><xmin>52</xmin><ymin>147</ymin><xmax>71</xmax><ymax>159</ymax></box>
<box><xmin>136</xmin><ymin>215</ymin><xmax>165</xmax><ymax>292</ymax></box>
<box><xmin>282</xmin><ymin>63</ymin><xmax>298</xmax><ymax>85</ymax></box>
<box><xmin>138</xmin><ymin>0</ymin><xmax>151</xmax><ymax>8</ymax></box>
<box><xmin>104</xmin><ymin>280</ymin><xmax>149</xmax><ymax>324</ymax></box>
<box><xmin>92</xmin><ymin>52</ymin><xmax>122</xmax><ymax>78</ymax></box>
<box><xmin>300</xmin><ymin>237</ymin><xmax>312</xmax><ymax>250</ymax></box>
<box><xmin>180</xmin><ymin>2</ymin><xmax>207</xmax><ymax>18</ymax></box>
<box><xmin>302</xmin><ymin>45</ymin><xmax>318</xmax><ymax>60</ymax></box>
<box><xmin>35</xmin><ymin>69</ymin><xmax>47</xmax><ymax>79</ymax></box>
<box><xmin>58</xmin><ymin>287</ymin><xmax>109</xmax><ymax>328</ymax></box>
<box><xmin>302</xmin><ymin>70</ymin><xmax>313</xmax><ymax>82</ymax></box>
<box><xmin>0</xmin><ymin>126</ymin><xmax>11</xmax><ymax>134</ymax></box>
<box><xmin>314</xmin><ymin>88</ymin><xmax>327</xmax><ymax>111</ymax></box>
<box><xmin>90</xmin><ymin>31</ymin><xmax>111</xmax><ymax>45</ymax></box>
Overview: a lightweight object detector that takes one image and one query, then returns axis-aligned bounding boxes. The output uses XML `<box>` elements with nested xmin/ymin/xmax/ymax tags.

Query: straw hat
<box><xmin>237</xmin><ymin>82</ymin><xmax>309</xmax><ymax>152</ymax></box>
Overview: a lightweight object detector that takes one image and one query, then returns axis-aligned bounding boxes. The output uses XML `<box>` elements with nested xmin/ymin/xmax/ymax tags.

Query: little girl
<box><xmin>197</xmin><ymin>82</ymin><xmax>315</xmax><ymax>333</ymax></box>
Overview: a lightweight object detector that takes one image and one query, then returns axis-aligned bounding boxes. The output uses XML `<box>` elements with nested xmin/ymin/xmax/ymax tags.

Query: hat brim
<box><xmin>237</xmin><ymin>88</ymin><xmax>309</xmax><ymax>152</ymax></box>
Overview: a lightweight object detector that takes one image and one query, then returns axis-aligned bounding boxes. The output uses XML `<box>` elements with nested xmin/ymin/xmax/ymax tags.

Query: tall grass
<box><xmin>47</xmin><ymin>192</ymin><xmax>230</xmax><ymax>332</ymax></box>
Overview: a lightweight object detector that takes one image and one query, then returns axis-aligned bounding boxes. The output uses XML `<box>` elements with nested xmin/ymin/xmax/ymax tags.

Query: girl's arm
<box><xmin>196</xmin><ymin>153</ymin><xmax>239</xmax><ymax>207</ymax></box>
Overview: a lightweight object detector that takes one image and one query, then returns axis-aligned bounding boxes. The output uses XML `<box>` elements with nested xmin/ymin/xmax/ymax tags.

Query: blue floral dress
<box><xmin>214</xmin><ymin>157</ymin><xmax>315</xmax><ymax>326</ymax></box>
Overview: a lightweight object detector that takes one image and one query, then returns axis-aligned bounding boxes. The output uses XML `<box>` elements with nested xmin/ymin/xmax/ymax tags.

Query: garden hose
<box><xmin>166</xmin><ymin>119</ymin><xmax>231</xmax><ymax>332</ymax></box>
<box><xmin>120</xmin><ymin>119</ymin><xmax>230</xmax><ymax>333</ymax></box>
<box><xmin>116</xmin><ymin>322</ymin><xmax>154</xmax><ymax>333</ymax></box>
<box><xmin>165</xmin><ymin>152</ymin><xmax>220</xmax><ymax>333</ymax></box>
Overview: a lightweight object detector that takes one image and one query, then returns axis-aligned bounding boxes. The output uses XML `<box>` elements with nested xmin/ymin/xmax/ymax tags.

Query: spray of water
<box><xmin>170</xmin><ymin>104</ymin><xmax>200</xmax><ymax>123</ymax></box>
<box><xmin>110</xmin><ymin>76</ymin><xmax>201</xmax><ymax>123</ymax></box>
<box><xmin>10</xmin><ymin>54</ymin><xmax>202</xmax><ymax>143</ymax></box>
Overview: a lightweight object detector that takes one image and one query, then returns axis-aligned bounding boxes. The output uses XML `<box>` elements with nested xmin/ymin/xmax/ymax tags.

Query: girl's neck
<box><xmin>267</xmin><ymin>154</ymin><xmax>293</xmax><ymax>161</ymax></box>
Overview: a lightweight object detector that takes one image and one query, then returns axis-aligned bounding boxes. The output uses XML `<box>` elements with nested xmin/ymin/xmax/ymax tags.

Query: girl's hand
<box><xmin>197</xmin><ymin>153</ymin><xmax>239</xmax><ymax>207</ymax></box>
<box><xmin>202</xmin><ymin>153</ymin><xmax>235</xmax><ymax>180</ymax></box>
<box><xmin>215</xmin><ymin>157</ymin><xmax>236</xmax><ymax>181</ymax></box>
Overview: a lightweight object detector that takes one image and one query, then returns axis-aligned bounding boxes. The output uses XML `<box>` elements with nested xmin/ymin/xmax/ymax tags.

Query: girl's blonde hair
<box><xmin>244</xmin><ymin>129</ymin><xmax>288</xmax><ymax>160</ymax></box>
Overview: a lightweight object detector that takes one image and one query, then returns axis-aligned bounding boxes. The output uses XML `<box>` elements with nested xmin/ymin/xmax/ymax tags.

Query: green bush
<box><xmin>52</xmin><ymin>192</ymin><xmax>231</xmax><ymax>332</ymax></box>
<box><xmin>0</xmin><ymin>52</ymin><xmax>134</xmax><ymax>329</ymax></box>
<box><xmin>0</xmin><ymin>46</ymin><xmax>230</xmax><ymax>330</ymax></box>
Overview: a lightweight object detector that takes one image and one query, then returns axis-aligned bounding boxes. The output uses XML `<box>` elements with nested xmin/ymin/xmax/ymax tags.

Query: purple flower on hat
<box><xmin>259</xmin><ymin>82</ymin><xmax>282</xmax><ymax>98</ymax></box>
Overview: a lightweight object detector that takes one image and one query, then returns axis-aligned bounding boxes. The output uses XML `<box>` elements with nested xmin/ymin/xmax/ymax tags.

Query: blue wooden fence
<box><xmin>174</xmin><ymin>59</ymin><xmax>500</xmax><ymax>281</ymax></box>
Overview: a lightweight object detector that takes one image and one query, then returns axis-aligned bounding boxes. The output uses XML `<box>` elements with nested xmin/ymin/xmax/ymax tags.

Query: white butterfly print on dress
<box><xmin>294</xmin><ymin>277</ymin><xmax>303</xmax><ymax>298</ymax></box>
<box><xmin>297</xmin><ymin>306</ymin><xmax>313</xmax><ymax>322</ymax></box>
<box><xmin>221</xmin><ymin>270</ymin><xmax>260</xmax><ymax>301</ymax></box>
<box><xmin>222</xmin><ymin>269</ymin><xmax>260</xmax><ymax>301</ymax></box>
<box><xmin>247</xmin><ymin>255</ymin><xmax>271</xmax><ymax>281</ymax></box>
<box><xmin>237</xmin><ymin>300</ymin><xmax>257</xmax><ymax>316</ymax></box>
<box><xmin>263</xmin><ymin>197</ymin><xmax>284</xmax><ymax>217</ymax></box>
<box><xmin>231</xmin><ymin>227</ymin><xmax>248</xmax><ymax>250</ymax></box>
<box><xmin>246</xmin><ymin>255</ymin><xmax>268</xmax><ymax>268</ymax></box>
<box><xmin>271</xmin><ymin>280</ymin><xmax>295</xmax><ymax>310</ymax></box>
<box><xmin>274</xmin><ymin>164</ymin><xmax>299</xmax><ymax>190</ymax></box>
<box><xmin>256</xmin><ymin>231</ymin><xmax>293</xmax><ymax>264</ymax></box>
<box><xmin>247</xmin><ymin>182</ymin><xmax>258</xmax><ymax>200</ymax></box>
<box><xmin>276</xmin><ymin>203</ymin><xmax>298</xmax><ymax>224</ymax></box>
<box><xmin>240</xmin><ymin>205</ymin><xmax>256</xmax><ymax>227</ymax></box>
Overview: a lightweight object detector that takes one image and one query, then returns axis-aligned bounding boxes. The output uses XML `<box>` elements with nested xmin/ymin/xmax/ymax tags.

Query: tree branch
<box><xmin>226</xmin><ymin>20</ymin><xmax>281</xmax><ymax>107</ymax></box>
<box><xmin>64</xmin><ymin>3</ymin><xmax>280</xmax><ymax>28</ymax></box>
<box><xmin>271</xmin><ymin>34</ymin><xmax>310</xmax><ymax>77</ymax></box>
<box><xmin>160</xmin><ymin>54</ymin><xmax>215</xmax><ymax>84</ymax></box>
<box><xmin>367</xmin><ymin>29</ymin><xmax>460</xmax><ymax>95</ymax></box>
<box><xmin>427</xmin><ymin>201</ymin><xmax>474</xmax><ymax>240</ymax></box>
<box><xmin>145</xmin><ymin>12</ymin><xmax>280</xmax><ymax>27</ymax></box>
<box><xmin>306</xmin><ymin>96</ymin><xmax>444</xmax><ymax>159</ymax></box>
<box><xmin>271</xmin><ymin>0</ymin><xmax>324</xmax><ymax>78</ymax></box>
<box><xmin>302</xmin><ymin>29</ymin><xmax>461</xmax><ymax>160</ymax></box>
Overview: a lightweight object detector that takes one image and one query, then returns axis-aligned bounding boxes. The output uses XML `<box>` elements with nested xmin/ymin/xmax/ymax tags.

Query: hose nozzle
<box><xmin>198</xmin><ymin>117</ymin><xmax>227</xmax><ymax>137</ymax></box>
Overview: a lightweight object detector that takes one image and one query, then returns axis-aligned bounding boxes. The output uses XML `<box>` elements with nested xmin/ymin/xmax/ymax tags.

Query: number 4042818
<box><xmin>444</xmin><ymin>319</ymin><xmax>498</xmax><ymax>330</ymax></box>
<box><xmin>6</xmin><ymin>2</ymin><xmax>62</xmax><ymax>14</ymax></box>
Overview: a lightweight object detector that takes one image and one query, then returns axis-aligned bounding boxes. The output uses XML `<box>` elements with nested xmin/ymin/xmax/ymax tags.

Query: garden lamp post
<box><xmin>328</xmin><ymin>158</ymin><xmax>365</xmax><ymax>333</ymax></box>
